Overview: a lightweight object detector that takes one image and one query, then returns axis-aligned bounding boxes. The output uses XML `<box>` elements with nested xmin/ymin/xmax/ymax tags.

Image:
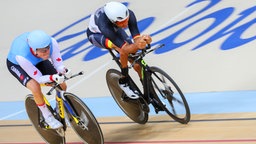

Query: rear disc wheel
<box><xmin>106</xmin><ymin>69</ymin><xmax>148</xmax><ymax>124</ymax></box>
<box><xmin>25</xmin><ymin>94</ymin><xmax>65</xmax><ymax>144</ymax></box>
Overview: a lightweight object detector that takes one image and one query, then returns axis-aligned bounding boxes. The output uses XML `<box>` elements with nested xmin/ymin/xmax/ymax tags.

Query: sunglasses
<box><xmin>115</xmin><ymin>17</ymin><xmax>129</xmax><ymax>26</ymax></box>
<box><xmin>36</xmin><ymin>45</ymin><xmax>50</xmax><ymax>53</ymax></box>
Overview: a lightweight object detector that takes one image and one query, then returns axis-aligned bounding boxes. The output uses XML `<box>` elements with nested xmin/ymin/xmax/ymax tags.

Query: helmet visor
<box><xmin>36</xmin><ymin>45</ymin><xmax>50</xmax><ymax>53</ymax></box>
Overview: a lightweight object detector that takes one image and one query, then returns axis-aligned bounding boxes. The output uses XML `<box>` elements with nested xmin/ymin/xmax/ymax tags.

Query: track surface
<box><xmin>0</xmin><ymin>113</ymin><xmax>256</xmax><ymax>144</ymax></box>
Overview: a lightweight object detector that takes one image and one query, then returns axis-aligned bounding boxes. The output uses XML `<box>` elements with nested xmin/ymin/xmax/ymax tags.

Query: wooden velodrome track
<box><xmin>0</xmin><ymin>112</ymin><xmax>256</xmax><ymax>144</ymax></box>
<box><xmin>1</xmin><ymin>0</ymin><xmax>256</xmax><ymax>143</ymax></box>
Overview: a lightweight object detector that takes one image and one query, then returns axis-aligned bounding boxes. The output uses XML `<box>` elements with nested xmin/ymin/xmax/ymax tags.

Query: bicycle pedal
<box><xmin>121</xmin><ymin>93</ymin><xmax>138</xmax><ymax>101</ymax></box>
<box><xmin>151</xmin><ymin>101</ymin><xmax>165</xmax><ymax>114</ymax></box>
<box><xmin>133</xmin><ymin>90</ymin><xmax>139</xmax><ymax>95</ymax></box>
<box><xmin>158</xmin><ymin>105</ymin><xmax>166</xmax><ymax>112</ymax></box>
<box><xmin>40</xmin><ymin>121</ymin><xmax>50</xmax><ymax>129</ymax></box>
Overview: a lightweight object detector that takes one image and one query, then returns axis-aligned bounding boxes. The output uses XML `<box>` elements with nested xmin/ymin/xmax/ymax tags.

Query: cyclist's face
<box><xmin>115</xmin><ymin>17</ymin><xmax>129</xmax><ymax>28</ymax></box>
<box><xmin>36</xmin><ymin>45</ymin><xmax>50</xmax><ymax>60</ymax></box>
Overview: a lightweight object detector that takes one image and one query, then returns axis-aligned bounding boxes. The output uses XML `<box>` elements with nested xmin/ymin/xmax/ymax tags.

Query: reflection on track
<box><xmin>0</xmin><ymin>113</ymin><xmax>256</xmax><ymax>144</ymax></box>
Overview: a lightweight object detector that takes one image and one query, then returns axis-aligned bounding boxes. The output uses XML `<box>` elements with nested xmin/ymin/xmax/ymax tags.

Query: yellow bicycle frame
<box><xmin>56</xmin><ymin>94</ymin><xmax>65</xmax><ymax>119</ymax></box>
<box><xmin>41</xmin><ymin>84</ymin><xmax>81</xmax><ymax>125</ymax></box>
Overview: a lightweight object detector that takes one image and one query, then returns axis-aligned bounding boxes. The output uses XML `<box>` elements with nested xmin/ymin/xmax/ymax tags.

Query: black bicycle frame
<box><xmin>137</xmin><ymin>54</ymin><xmax>160</xmax><ymax>105</ymax></box>
<box><xmin>108</xmin><ymin>49</ymin><xmax>153</xmax><ymax>101</ymax></box>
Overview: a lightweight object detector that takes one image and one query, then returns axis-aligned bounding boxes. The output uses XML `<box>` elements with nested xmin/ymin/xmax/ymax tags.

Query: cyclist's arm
<box><xmin>125</xmin><ymin>10</ymin><xmax>149</xmax><ymax>52</ymax></box>
<box><xmin>128</xmin><ymin>10</ymin><xmax>140</xmax><ymax>39</ymax></box>
<box><xmin>49</xmin><ymin>38</ymin><xmax>66</xmax><ymax>73</ymax></box>
<box><xmin>128</xmin><ymin>10</ymin><xmax>152</xmax><ymax>45</ymax></box>
<box><xmin>16</xmin><ymin>56</ymin><xmax>53</xmax><ymax>84</ymax></box>
<box><xmin>109</xmin><ymin>36</ymin><xmax>146</xmax><ymax>54</ymax></box>
<box><xmin>134</xmin><ymin>34</ymin><xmax>152</xmax><ymax>44</ymax></box>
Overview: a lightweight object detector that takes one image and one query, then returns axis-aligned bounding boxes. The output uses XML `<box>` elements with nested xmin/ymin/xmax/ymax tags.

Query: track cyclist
<box><xmin>6</xmin><ymin>30</ymin><xmax>72</xmax><ymax>129</ymax></box>
<box><xmin>87</xmin><ymin>1</ymin><xmax>152</xmax><ymax>99</ymax></box>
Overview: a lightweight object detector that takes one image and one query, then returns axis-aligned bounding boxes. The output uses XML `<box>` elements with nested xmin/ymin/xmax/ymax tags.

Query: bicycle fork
<box><xmin>60</xmin><ymin>92</ymin><xmax>89</xmax><ymax>131</ymax></box>
<box><xmin>144</xmin><ymin>71</ymin><xmax>165</xmax><ymax>114</ymax></box>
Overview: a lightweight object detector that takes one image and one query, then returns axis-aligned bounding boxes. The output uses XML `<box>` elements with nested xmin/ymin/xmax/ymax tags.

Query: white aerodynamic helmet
<box><xmin>27</xmin><ymin>30</ymin><xmax>51</xmax><ymax>52</ymax></box>
<box><xmin>104</xmin><ymin>1</ymin><xmax>129</xmax><ymax>23</ymax></box>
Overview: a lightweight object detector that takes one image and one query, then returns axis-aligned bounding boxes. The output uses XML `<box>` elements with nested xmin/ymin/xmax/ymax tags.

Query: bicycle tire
<box><xmin>64</xmin><ymin>92</ymin><xmax>104</xmax><ymax>144</ymax></box>
<box><xmin>106</xmin><ymin>69</ymin><xmax>148</xmax><ymax>124</ymax></box>
<box><xmin>25</xmin><ymin>94</ymin><xmax>65</xmax><ymax>144</ymax></box>
<box><xmin>149</xmin><ymin>66</ymin><xmax>191</xmax><ymax>124</ymax></box>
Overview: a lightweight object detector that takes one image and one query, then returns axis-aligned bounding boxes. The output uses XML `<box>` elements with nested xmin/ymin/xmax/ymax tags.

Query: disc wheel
<box><xmin>106</xmin><ymin>69</ymin><xmax>148</xmax><ymax>124</ymax></box>
<box><xmin>25</xmin><ymin>94</ymin><xmax>65</xmax><ymax>144</ymax></box>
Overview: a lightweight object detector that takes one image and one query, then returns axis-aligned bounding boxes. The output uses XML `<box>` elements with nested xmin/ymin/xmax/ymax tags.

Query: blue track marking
<box><xmin>0</xmin><ymin>90</ymin><xmax>255</xmax><ymax>120</ymax></box>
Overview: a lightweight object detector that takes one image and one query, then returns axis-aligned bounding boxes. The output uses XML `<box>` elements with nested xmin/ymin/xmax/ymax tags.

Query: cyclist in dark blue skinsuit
<box><xmin>87</xmin><ymin>1</ymin><xmax>152</xmax><ymax>99</ymax></box>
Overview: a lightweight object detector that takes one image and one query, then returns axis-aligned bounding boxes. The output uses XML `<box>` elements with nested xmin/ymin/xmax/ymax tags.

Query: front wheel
<box><xmin>64</xmin><ymin>93</ymin><xmax>104</xmax><ymax>144</ymax></box>
<box><xmin>25</xmin><ymin>94</ymin><xmax>65</xmax><ymax>144</ymax></box>
<box><xmin>106</xmin><ymin>69</ymin><xmax>148</xmax><ymax>124</ymax></box>
<box><xmin>149</xmin><ymin>67</ymin><xmax>191</xmax><ymax>124</ymax></box>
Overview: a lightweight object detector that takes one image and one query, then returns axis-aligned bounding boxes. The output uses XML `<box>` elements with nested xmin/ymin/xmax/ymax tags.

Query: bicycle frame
<box><xmin>107</xmin><ymin>44</ymin><xmax>191</xmax><ymax>124</ymax></box>
<box><xmin>108</xmin><ymin>49</ymin><xmax>143</xmax><ymax>96</ymax></box>
<box><xmin>44</xmin><ymin>77</ymin><xmax>86</xmax><ymax>130</ymax></box>
<box><xmin>37</xmin><ymin>85</ymin><xmax>72</xmax><ymax>131</ymax></box>
<box><xmin>108</xmin><ymin>44</ymin><xmax>165</xmax><ymax>102</ymax></box>
<box><xmin>138</xmin><ymin>58</ymin><xmax>154</xmax><ymax>102</ymax></box>
<box><xmin>26</xmin><ymin>71</ymin><xmax>104</xmax><ymax>143</ymax></box>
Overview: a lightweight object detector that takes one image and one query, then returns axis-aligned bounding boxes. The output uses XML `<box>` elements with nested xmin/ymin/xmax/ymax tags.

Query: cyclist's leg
<box><xmin>87</xmin><ymin>29</ymin><xmax>112</xmax><ymax>49</ymax></box>
<box><xmin>115</xmin><ymin>30</ymin><xmax>141</xmax><ymax>98</ymax></box>
<box><xmin>128</xmin><ymin>59</ymin><xmax>142</xmax><ymax>79</ymax></box>
<box><xmin>35</xmin><ymin>60</ymin><xmax>67</xmax><ymax>128</ymax></box>
<box><xmin>88</xmin><ymin>28</ymin><xmax>129</xmax><ymax>74</ymax></box>
<box><xmin>25</xmin><ymin>95</ymin><xmax>65</xmax><ymax>143</ymax></box>
<box><xmin>116</xmin><ymin>28</ymin><xmax>141</xmax><ymax>82</ymax></box>
<box><xmin>87</xmin><ymin>30</ymin><xmax>138</xmax><ymax>98</ymax></box>
<box><xmin>26</xmin><ymin>81</ymin><xmax>62</xmax><ymax>129</ymax></box>
<box><xmin>6</xmin><ymin>59</ymin><xmax>46</xmax><ymax>106</ymax></box>
<box><xmin>36</xmin><ymin>60</ymin><xmax>67</xmax><ymax>107</ymax></box>
<box><xmin>7</xmin><ymin>59</ymin><xmax>62</xmax><ymax>129</ymax></box>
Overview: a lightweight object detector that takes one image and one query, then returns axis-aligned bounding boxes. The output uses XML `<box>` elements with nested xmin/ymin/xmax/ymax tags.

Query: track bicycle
<box><xmin>25</xmin><ymin>71</ymin><xmax>104</xmax><ymax>144</ymax></box>
<box><xmin>106</xmin><ymin>44</ymin><xmax>190</xmax><ymax>124</ymax></box>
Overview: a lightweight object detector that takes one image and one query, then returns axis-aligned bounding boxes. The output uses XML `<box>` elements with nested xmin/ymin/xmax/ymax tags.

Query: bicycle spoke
<box><xmin>152</xmin><ymin>72</ymin><xmax>173</xmax><ymax>98</ymax></box>
<box><xmin>169</xmin><ymin>101</ymin><xmax>177</xmax><ymax>115</ymax></box>
<box><xmin>169</xmin><ymin>95</ymin><xmax>183</xmax><ymax>105</ymax></box>
<box><xmin>149</xmin><ymin>67</ymin><xmax>190</xmax><ymax>124</ymax></box>
<box><xmin>151</xmin><ymin>78</ymin><xmax>165</xmax><ymax>98</ymax></box>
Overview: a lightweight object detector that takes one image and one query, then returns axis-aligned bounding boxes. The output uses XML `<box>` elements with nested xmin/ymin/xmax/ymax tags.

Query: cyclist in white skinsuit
<box><xmin>6</xmin><ymin>30</ymin><xmax>72</xmax><ymax>129</ymax></box>
<box><xmin>87</xmin><ymin>1</ymin><xmax>152</xmax><ymax>99</ymax></box>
